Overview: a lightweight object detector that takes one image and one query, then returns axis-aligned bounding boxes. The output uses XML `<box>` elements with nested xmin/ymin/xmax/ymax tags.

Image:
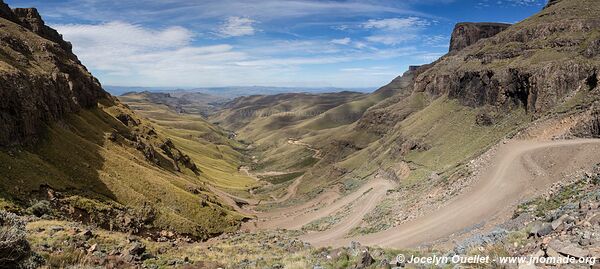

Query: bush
<box><xmin>27</xmin><ymin>200</ymin><xmax>51</xmax><ymax>217</ymax></box>
<box><xmin>0</xmin><ymin>211</ymin><xmax>32</xmax><ymax>269</ymax></box>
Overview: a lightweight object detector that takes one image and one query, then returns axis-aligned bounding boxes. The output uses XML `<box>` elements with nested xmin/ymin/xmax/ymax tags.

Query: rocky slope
<box><xmin>415</xmin><ymin>0</ymin><xmax>599</xmax><ymax>114</ymax></box>
<box><xmin>0</xmin><ymin>2</ymin><xmax>107</xmax><ymax>146</ymax></box>
<box><xmin>0</xmin><ymin>0</ymin><xmax>251</xmax><ymax>248</ymax></box>
<box><xmin>190</xmin><ymin>0</ymin><xmax>600</xmax><ymax>232</ymax></box>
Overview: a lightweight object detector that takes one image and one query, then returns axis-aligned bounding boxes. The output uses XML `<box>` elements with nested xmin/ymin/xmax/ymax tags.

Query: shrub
<box><xmin>0</xmin><ymin>211</ymin><xmax>32</xmax><ymax>269</ymax></box>
<box><xmin>27</xmin><ymin>200</ymin><xmax>51</xmax><ymax>217</ymax></box>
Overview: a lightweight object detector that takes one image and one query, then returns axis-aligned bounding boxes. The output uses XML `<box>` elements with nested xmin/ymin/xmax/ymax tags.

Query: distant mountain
<box><xmin>119</xmin><ymin>91</ymin><xmax>229</xmax><ymax>117</ymax></box>
<box><xmin>106</xmin><ymin>85</ymin><xmax>375</xmax><ymax>98</ymax></box>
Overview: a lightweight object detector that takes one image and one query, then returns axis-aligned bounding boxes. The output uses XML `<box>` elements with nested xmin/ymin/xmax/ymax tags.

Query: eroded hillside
<box><xmin>0</xmin><ymin>0</ymin><xmax>254</xmax><ymax>245</ymax></box>
<box><xmin>4</xmin><ymin>0</ymin><xmax>600</xmax><ymax>267</ymax></box>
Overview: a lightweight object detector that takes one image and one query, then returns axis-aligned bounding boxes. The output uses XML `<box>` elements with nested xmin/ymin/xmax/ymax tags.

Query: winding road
<box><xmin>252</xmin><ymin>139</ymin><xmax>600</xmax><ymax>249</ymax></box>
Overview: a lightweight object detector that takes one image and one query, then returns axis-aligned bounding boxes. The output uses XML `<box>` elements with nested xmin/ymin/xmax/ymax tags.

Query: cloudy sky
<box><xmin>8</xmin><ymin>0</ymin><xmax>546</xmax><ymax>88</ymax></box>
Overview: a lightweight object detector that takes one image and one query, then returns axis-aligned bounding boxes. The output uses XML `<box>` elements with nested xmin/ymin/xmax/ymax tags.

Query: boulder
<box><xmin>530</xmin><ymin>222</ymin><xmax>553</xmax><ymax>237</ymax></box>
<box><xmin>551</xmin><ymin>215</ymin><xmax>568</xmax><ymax>230</ymax></box>
<box><xmin>127</xmin><ymin>242</ymin><xmax>146</xmax><ymax>257</ymax></box>
<box><xmin>549</xmin><ymin>240</ymin><xmax>590</xmax><ymax>258</ymax></box>
<box><xmin>356</xmin><ymin>251</ymin><xmax>375</xmax><ymax>268</ymax></box>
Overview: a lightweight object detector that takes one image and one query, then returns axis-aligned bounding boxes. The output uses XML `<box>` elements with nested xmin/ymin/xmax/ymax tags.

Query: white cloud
<box><xmin>218</xmin><ymin>16</ymin><xmax>257</xmax><ymax>37</ymax></box>
<box><xmin>360</xmin><ymin>17</ymin><xmax>430</xmax><ymax>45</ymax></box>
<box><xmin>52</xmin><ymin>20</ymin><xmax>443</xmax><ymax>88</ymax></box>
<box><xmin>366</xmin><ymin>34</ymin><xmax>418</xmax><ymax>45</ymax></box>
<box><xmin>362</xmin><ymin>17</ymin><xmax>429</xmax><ymax>30</ymax></box>
<box><xmin>56</xmin><ymin>21</ymin><xmax>194</xmax><ymax>49</ymax></box>
<box><xmin>44</xmin><ymin>0</ymin><xmax>422</xmax><ymax>24</ymax></box>
<box><xmin>330</xmin><ymin>37</ymin><xmax>351</xmax><ymax>45</ymax></box>
<box><xmin>54</xmin><ymin>21</ymin><xmax>251</xmax><ymax>86</ymax></box>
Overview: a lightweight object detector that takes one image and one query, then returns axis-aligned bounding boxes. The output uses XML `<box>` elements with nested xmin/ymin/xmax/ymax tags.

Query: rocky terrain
<box><xmin>0</xmin><ymin>1</ymin><xmax>255</xmax><ymax>267</ymax></box>
<box><xmin>3</xmin><ymin>0</ymin><xmax>600</xmax><ymax>268</ymax></box>
<box><xmin>0</xmin><ymin>2</ymin><xmax>107</xmax><ymax>146</ymax></box>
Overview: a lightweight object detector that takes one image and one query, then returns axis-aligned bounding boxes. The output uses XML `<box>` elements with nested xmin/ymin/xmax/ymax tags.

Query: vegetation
<box><xmin>258</xmin><ymin>172</ymin><xmax>304</xmax><ymax>185</ymax></box>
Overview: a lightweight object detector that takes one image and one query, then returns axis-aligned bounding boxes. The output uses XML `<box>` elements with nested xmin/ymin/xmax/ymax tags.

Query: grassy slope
<box><xmin>119</xmin><ymin>0</ymin><xmax>600</xmax><ymax>210</ymax></box>
<box><xmin>0</xmin><ymin>100</ymin><xmax>248</xmax><ymax>238</ymax></box>
<box><xmin>119</xmin><ymin>94</ymin><xmax>257</xmax><ymax>191</ymax></box>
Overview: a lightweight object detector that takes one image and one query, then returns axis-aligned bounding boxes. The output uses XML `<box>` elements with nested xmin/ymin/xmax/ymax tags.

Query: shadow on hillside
<box><xmin>0</xmin><ymin>100</ymin><xmax>123</xmax><ymax>206</ymax></box>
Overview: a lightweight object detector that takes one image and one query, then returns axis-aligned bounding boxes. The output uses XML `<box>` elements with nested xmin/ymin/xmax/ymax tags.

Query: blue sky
<box><xmin>8</xmin><ymin>0</ymin><xmax>547</xmax><ymax>88</ymax></box>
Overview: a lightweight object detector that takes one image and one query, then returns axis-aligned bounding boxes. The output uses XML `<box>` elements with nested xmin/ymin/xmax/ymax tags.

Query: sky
<box><xmin>7</xmin><ymin>0</ymin><xmax>548</xmax><ymax>89</ymax></box>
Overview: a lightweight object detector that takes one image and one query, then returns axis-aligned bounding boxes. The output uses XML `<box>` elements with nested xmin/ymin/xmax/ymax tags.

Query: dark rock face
<box><xmin>416</xmin><ymin>64</ymin><xmax>596</xmax><ymax>113</ymax></box>
<box><xmin>415</xmin><ymin>0</ymin><xmax>600</xmax><ymax>114</ymax></box>
<box><xmin>0</xmin><ymin>1</ymin><xmax>17</xmax><ymax>23</ymax></box>
<box><xmin>12</xmin><ymin>8</ymin><xmax>73</xmax><ymax>52</ymax></box>
<box><xmin>449</xmin><ymin>23</ymin><xmax>511</xmax><ymax>52</ymax></box>
<box><xmin>0</xmin><ymin>1</ymin><xmax>108</xmax><ymax>146</ymax></box>
<box><xmin>544</xmin><ymin>0</ymin><xmax>562</xmax><ymax>9</ymax></box>
<box><xmin>571</xmin><ymin>103</ymin><xmax>600</xmax><ymax>138</ymax></box>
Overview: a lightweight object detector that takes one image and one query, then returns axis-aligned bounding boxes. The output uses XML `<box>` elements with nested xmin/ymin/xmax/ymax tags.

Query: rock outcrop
<box><xmin>449</xmin><ymin>23</ymin><xmax>511</xmax><ymax>52</ymax></box>
<box><xmin>417</xmin><ymin>0</ymin><xmax>600</xmax><ymax>114</ymax></box>
<box><xmin>12</xmin><ymin>8</ymin><xmax>73</xmax><ymax>52</ymax></box>
<box><xmin>0</xmin><ymin>0</ymin><xmax>108</xmax><ymax>146</ymax></box>
<box><xmin>544</xmin><ymin>0</ymin><xmax>562</xmax><ymax>9</ymax></box>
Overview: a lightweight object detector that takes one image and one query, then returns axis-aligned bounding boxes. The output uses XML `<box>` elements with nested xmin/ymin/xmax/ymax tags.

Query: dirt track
<box><xmin>245</xmin><ymin>139</ymin><xmax>600</xmax><ymax>249</ymax></box>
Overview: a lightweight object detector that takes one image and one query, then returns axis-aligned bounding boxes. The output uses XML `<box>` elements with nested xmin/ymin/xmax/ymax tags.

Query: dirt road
<box><xmin>255</xmin><ymin>177</ymin><xmax>395</xmax><ymax>230</ymax></box>
<box><xmin>301</xmin><ymin>139</ymin><xmax>600</xmax><ymax>248</ymax></box>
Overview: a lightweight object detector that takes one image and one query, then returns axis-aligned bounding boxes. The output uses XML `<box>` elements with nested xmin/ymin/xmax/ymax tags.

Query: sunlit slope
<box><xmin>119</xmin><ymin>94</ymin><xmax>258</xmax><ymax>191</ymax></box>
<box><xmin>0</xmin><ymin>99</ymin><xmax>247</xmax><ymax>239</ymax></box>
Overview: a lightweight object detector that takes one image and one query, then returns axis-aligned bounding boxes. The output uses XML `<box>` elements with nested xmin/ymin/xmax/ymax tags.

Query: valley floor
<box><xmin>233</xmin><ymin>138</ymin><xmax>600</xmax><ymax>250</ymax></box>
<box><xmin>12</xmin><ymin>137</ymin><xmax>600</xmax><ymax>269</ymax></box>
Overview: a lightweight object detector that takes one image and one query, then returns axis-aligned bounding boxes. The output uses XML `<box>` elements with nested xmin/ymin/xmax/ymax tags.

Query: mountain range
<box><xmin>1</xmin><ymin>0</ymin><xmax>600</xmax><ymax>268</ymax></box>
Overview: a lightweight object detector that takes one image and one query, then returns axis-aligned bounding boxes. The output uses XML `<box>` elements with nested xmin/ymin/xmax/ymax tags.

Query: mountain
<box><xmin>3</xmin><ymin>0</ymin><xmax>600</xmax><ymax>268</ymax></box>
<box><xmin>203</xmin><ymin>0</ymin><xmax>600</xmax><ymax>236</ymax></box>
<box><xmin>119</xmin><ymin>91</ymin><xmax>228</xmax><ymax>117</ymax></box>
<box><xmin>0</xmin><ymin>3</ymin><xmax>106</xmax><ymax>146</ymax></box>
<box><xmin>0</xmin><ymin>0</ymin><xmax>255</xmax><ymax>251</ymax></box>
<box><xmin>107</xmin><ymin>85</ymin><xmax>375</xmax><ymax>98</ymax></box>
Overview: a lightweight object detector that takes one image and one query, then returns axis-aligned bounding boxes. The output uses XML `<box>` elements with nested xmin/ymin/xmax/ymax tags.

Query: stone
<box><xmin>558</xmin><ymin>244</ymin><xmax>590</xmax><ymax>258</ymax></box>
<box><xmin>127</xmin><ymin>242</ymin><xmax>146</xmax><ymax>256</ymax></box>
<box><xmin>50</xmin><ymin>226</ymin><xmax>64</xmax><ymax>232</ymax></box>
<box><xmin>357</xmin><ymin>251</ymin><xmax>375</xmax><ymax>268</ymax></box>
<box><xmin>550</xmin><ymin>240</ymin><xmax>590</xmax><ymax>258</ymax></box>
<box><xmin>80</xmin><ymin>229</ymin><xmax>93</xmax><ymax>239</ymax></box>
<box><xmin>530</xmin><ymin>222</ymin><xmax>553</xmax><ymax>237</ymax></box>
<box><xmin>538</xmin><ymin>223</ymin><xmax>553</xmax><ymax>237</ymax></box>
<box><xmin>546</xmin><ymin>247</ymin><xmax>562</xmax><ymax>259</ymax></box>
<box><xmin>551</xmin><ymin>215</ymin><xmax>568</xmax><ymax>230</ymax></box>
<box><xmin>87</xmin><ymin>243</ymin><xmax>97</xmax><ymax>254</ymax></box>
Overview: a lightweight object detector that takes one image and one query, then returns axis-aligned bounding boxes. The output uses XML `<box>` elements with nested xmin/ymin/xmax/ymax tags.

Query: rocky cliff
<box><xmin>416</xmin><ymin>0</ymin><xmax>600</xmax><ymax>114</ymax></box>
<box><xmin>449</xmin><ymin>22</ymin><xmax>511</xmax><ymax>52</ymax></box>
<box><xmin>0</xmin><ymin>1</ymin><xmax>107</xmax><ymax>146</ymax></box>
<box><xmin>0</xmin><ymin>0</ymin><xmax>247</xmax><ymax>242</ymax></box>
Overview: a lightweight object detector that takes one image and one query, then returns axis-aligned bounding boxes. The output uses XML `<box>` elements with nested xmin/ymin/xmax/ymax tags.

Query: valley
<box><xmin>2</xmin><ymin>0</ymin><xmax>600</xmax><ymax>268</ymax></box>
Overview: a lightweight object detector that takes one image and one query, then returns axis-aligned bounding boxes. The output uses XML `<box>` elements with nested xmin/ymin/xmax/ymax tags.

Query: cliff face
<box><xmin>0</xmin><ymin>1</ymin><xmax>107</xmax><ymax>146</ymax></box>
<box><xmin>416</xmin><ymin>0</ymin><xmax>600</xmax><ymax>114</ymax></box>
<box><xmin>449</xmin><ymin>23</ymin><xmax>511</xmax><ymax>52</ymax></box>
<box><xmin>12</xmin><ymin>8</ymin><xmax>74</xmax><ymax>52</ymax></box>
